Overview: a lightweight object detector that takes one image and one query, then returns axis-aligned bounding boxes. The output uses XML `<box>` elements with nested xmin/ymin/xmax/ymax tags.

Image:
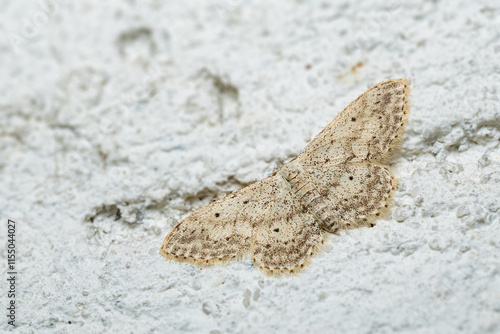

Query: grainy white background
<box><xmin>1</xmin><ymin>0</ymin><xmax>499</xmax><ymax>333</ymax></box>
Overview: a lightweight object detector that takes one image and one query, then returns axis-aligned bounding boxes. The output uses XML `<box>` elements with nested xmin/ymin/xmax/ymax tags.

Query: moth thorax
<box><xmin>280</xmin><ymin>165</ymin><xmax>340</xmax><ymax>233</ymax></box>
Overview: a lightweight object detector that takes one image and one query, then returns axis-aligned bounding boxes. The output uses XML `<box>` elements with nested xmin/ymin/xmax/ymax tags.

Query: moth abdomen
<box><xmin>281</xmin><ymin>166</ymin><xmax>339</xmax><ymax>233</ymax></box>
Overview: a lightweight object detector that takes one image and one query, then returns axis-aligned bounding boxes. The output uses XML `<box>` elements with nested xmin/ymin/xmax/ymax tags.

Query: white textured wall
<box><xmin>1</xmin><ymin>0</ymin><xmax>499</xmax><ymax>333</ymax></box>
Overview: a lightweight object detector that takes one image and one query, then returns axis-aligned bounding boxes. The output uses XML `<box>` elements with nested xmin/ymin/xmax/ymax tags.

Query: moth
<box><xmin>160</xmin><ymin>79</ymin><xmax>410</xmax><ymax>274</ymax></box>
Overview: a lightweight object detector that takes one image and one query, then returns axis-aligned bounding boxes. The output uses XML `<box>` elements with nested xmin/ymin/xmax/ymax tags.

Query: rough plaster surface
<box><xmin>1</xmin><ymin>0</ymin><xmax>499</xmax><ymax>333</ymax></box>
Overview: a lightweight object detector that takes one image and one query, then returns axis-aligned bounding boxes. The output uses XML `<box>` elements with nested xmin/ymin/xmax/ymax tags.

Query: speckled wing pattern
<box><xmin>251</xmin><ymin>176</ymin><xmax>325</xmax><ymax>274</ymax></box>
<box><xmin>298</xmin><ymin>79</ymin><xmax>409</xmax><ymax>165</ymax></box>
<box><xmin>161</xmin><ymin>177</ymin><xmax>277</xmax><ymax>263</ymax></box>
<box><xmin>160</xmin><ymin>78</ymin><xmax>410</xmax><ymax>274</ymax></box>
<box><xmin>300</xmin><ymin>162</ymin><xmax>394</xmax><ymax>232</ymax></box>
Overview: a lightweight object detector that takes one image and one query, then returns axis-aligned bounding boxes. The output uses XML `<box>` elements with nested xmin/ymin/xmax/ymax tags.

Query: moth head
<box><xmin>318</xmin><ymin>218</ymin><xmax>340</xmax><ymax>234</ymax></box>
<box><xmin>279</xmin><ymin>164</ymin><xmax>300</xmax><ymax>182</ymax></box>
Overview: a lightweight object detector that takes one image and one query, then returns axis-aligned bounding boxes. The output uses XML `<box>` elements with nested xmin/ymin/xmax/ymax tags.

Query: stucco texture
<box><xmin>1</xmin><ymin>0</ymin><xmax>499</xmax><ymax>333</ymax></box>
